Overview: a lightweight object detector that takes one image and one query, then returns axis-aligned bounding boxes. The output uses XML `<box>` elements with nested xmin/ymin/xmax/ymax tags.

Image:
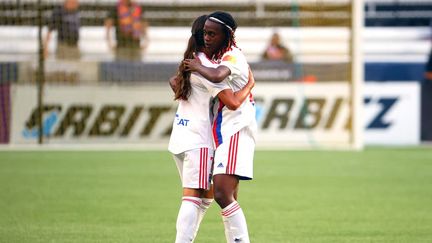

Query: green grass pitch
<box><xmin>1</xmin><ymin>147</ymin><xmax>432</xmax><ymax>242</ymax></box>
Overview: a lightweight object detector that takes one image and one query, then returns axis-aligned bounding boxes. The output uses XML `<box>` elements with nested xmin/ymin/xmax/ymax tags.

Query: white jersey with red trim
<box><xmin>168</xmin><ymin>52</ymin><xmax>230</xmax><ymax>154</ymax></box>
<box><xmin>212</xmin><ymin>47</ymin><xmax>257</xmax><ymax>148</ymax></box>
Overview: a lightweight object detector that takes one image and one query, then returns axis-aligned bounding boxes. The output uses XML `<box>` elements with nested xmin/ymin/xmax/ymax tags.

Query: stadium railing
<box><xmin>0</xmin><ymin>0</ymin><xmax>352</xmax><ymax>27</ymax></box>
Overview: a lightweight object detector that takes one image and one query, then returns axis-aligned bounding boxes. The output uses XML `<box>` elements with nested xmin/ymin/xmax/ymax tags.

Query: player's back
<box><xmin>168</xmin><ymin>76</ymin><xmax>214</xmax><ymax>155</ymax></box>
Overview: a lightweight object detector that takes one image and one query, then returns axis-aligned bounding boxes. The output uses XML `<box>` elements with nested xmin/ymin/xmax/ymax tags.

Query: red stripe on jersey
<box><xmin>201</xmin><ymin>148</ymin><xmax>207</xmax><ymax>189</ymax></box>
<box><xmin>232</xmin><ymin>132</ymin><xmax>239</xmax><ymax>174</ymax></box>
<box><xmin>198</xmin><ymin>148</ymin><xmax>203</xmax><ymax>188</ymax></box>
<box><xmin>198</xmin><ymin>148</ymin><xmax>209</xmax><ymax>189</ymax></box>
<box><xmin>206</xmin><ymin>148</ymin><xmax>209</xmax><ymax>188</ymax></box>
<box><xmin>230</xmin><ymin>134</ymin><xmax>235</xmax><ymax>174</ymax></box>
<box><xmin>207</xmin><ymin>148</ymin><xmax>210</xmax><ymax>188</ymax></box>
<box><xmin>203</xmin><ymin>148</ymin><xmax>208</xmax><ymax>189</ymax></box>
<box><xmin>227</xmin><ymin>132</ymin><xmax>239</xmax><ymax>174</ymax></box>
<box><xmin>226</xmin><ymin>135</ymin><xmax>234</xmax><ymax>174</ymax></box>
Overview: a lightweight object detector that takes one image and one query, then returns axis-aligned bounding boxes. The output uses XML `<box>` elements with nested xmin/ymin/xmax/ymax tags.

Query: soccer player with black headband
<box><xmin>184</xmin><ymin>11</ymin><xmax>257</xmax><ymax>243</ymax></box>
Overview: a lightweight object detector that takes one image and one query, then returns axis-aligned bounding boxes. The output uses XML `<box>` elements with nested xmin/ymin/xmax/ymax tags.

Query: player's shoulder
<box><xmin>221</xmin><ymin>46</ymin><xmax>247</xmax><ymax>65</ymax></box>
<box><xmin>225</xmin><ymin>46</ymin><xmax>244</xmax><ymax>57</ymax></box>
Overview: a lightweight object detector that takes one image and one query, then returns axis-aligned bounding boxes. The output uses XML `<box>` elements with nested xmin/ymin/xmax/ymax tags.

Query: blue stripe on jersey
<box><xmin>213</xmin><ymin>102</ymin><xmax>224</xmax><ymax>147</ymax></box>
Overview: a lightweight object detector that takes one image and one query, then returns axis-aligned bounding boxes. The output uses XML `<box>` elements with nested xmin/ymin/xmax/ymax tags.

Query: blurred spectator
<box><xmin>44</xmin><ymin>0</ymin><xmax>80</xmax><ymax>60</ymax></box>
<box><xmin>105</xmin><ymin>0</ymin><xmax>149</xmax><ymax>62</ymax></box>
<box><xmin>261</xmin><ymin>32</ymin><xmax>293</xmax><ymax>62</ymax></box>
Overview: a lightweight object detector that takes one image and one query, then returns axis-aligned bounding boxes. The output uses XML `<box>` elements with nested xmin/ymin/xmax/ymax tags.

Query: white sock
<box><xmin>193</xmin><ymin>198</ymin><xmax>213</xmax><ymax>239</ymax></box>
<box><xmin>175</xmin><ymin>196</ymin><xmax>202</xmax><ymax>243</ymax></box>
<box><xmin>221</xmin><ymin>201</ymin><xmax>250</xmax><ymax>243</ymax></box>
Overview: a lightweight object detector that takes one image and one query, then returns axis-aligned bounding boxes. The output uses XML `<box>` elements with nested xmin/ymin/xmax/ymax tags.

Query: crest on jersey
<box><xmin>222</xmin><ymin>55</ymin><xmax>237</xmax><ymax>64</ymax></box>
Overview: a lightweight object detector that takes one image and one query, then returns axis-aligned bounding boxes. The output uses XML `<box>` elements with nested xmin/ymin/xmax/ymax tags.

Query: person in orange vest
<box><xmin>105</xmin><ymin>0</ymin><xmax>149</xmax><ymax>61</ymax></box>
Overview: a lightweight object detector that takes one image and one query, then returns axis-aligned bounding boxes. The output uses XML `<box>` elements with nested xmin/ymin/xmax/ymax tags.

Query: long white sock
<box><xmin>193</xmin><ymin>198</ymin><xmax>213</xmax><ymax>239</ymax></box>
<box><xmin>175</xmin><ymin>196</ymin><xmax>202</xmax><ymax>243</ymax></box>
<box><xmin>221</xmin><ymin>201</ymin><xmax>250</xmax><ymax>243</ymax></box>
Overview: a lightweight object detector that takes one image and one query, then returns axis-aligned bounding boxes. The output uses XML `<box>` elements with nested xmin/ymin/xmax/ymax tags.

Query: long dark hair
<box><xmin>174</xmin><ymin>15</ymin><xmax>207</xmax><ymax>100</ymax></box>
<box><xmin>207</xmin><ymin>11</ymin><xmax>238</xmax><ymax>61</ymax></box>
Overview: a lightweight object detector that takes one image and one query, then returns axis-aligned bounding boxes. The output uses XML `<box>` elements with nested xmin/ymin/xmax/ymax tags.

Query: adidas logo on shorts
<box><xmin>217</xmin><ymin>163</ymin><xmax>224</xmax><ymax>168</ymax></box>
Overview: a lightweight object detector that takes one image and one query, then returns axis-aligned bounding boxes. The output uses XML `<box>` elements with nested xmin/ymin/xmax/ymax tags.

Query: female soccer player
<box><xmin>168</xmin><ymin>15</ymin><xmax>255</xmax><ymax>243</ymax></box>
<box><xmin>183</xmin><ymin>11</ymin><xmax>257</xmax><ymax>243</ymax></box>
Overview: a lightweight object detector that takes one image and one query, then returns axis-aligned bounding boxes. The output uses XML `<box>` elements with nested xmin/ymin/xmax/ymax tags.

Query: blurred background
<box><xmin>0</xmin><ymin>0</ymin><xmax>431</xmax><ymax>149</ymax></box>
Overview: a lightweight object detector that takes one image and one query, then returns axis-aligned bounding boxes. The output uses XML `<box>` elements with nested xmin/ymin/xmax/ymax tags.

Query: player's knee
<box><xmin>213</xmin><ymin>189</ymin><xmax>233</xmax><ymax>208</ymax></box>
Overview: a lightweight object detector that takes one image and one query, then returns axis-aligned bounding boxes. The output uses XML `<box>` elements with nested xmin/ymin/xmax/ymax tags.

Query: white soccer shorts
<box><xmin>173</xmin><ymin>147</ymin><xmax>214</xmax><ymax>190</ymax></box>
<box><xmin>213</xmin><ymin>126</ymin><xmax>255</xmax><ymax>180</ymax></box>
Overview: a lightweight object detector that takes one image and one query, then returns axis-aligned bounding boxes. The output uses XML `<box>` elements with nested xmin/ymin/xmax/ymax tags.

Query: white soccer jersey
<box><xmin>211</xmin><ymin>47</ymin><xmax>257</xmax><ymax>148</ymax></box>
<box><xmin>168</xmin><ymin>52</ymin><xmax>230</xmax><ymax>154</ymax></box>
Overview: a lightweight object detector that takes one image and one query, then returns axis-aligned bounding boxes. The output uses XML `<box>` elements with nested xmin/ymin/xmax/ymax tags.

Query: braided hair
<box><xmin>174</xmin><ymin>15</ymin><xmax>207</xmax><ymax>100</ymax></box>
<box><xmin>207</xmin><ymin>11</ymin><xmax>238</xmax><ymax>61</ymax></box>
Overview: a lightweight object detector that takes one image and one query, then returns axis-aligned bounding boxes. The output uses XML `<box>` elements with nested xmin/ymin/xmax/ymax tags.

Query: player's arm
<box><xmin>183</xmin><ymin>53</ymin><xmax>230</xmax><ymax>83</ymax></box>
<box><xmin>217</xmin><ymin>68</ymin><xmax>255</xmax><ymax>110</ymax></box>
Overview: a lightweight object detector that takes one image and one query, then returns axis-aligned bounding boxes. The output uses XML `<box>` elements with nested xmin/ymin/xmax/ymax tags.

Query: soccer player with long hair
<box><xmin>168</xmin><ymin>15</ymin><xmax>255</xmax><ymax>243</ymax></box>
<box><xmin>183</xmin><ymin>11</ymin><xmax>257</xmax><ymax>243</ymax></box>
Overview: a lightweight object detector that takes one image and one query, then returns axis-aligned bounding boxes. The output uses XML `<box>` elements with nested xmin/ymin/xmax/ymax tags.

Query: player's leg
<box><xmin>192</xmin><ymin>150</ymin><xmax>215</xmax><ymax>239</ymax></box>
<box><xmin>212</xmin><ymin>129</ymin><xmax>254</xmax><ymax>243</ymax></box>
<box><xmin>213</xmin><ymin>174</ymin><xmax>249</xmax><ymax>243</ymax></box>
<box><xmin>176</xmin><ymin>188</ymin><xmax>203</xmax><ymax>243</ymax></box>
<box><xmin>173</xmin><ymin>148</ymin><xmax>213</xmax><ymax>243</ymax></box>
<box><xmin>193</xmin><ymin>185</ymin><xmax>214</xmax><ymax>239</ymax></box>
<box><xmin>213</xmin><ymin>174</ymin><xmax>237</xmax><ymax>207</ymax></box>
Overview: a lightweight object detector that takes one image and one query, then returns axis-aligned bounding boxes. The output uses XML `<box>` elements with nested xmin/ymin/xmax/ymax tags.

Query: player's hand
<box><xmin>183</xmin><ymin>52</ymin><xmax>202</xmax><ymax>71</ymax></box>
<box><xmin>169</xmin><ymin>75</ymin><xmax>179</xmax><ymax>91</ymax></box>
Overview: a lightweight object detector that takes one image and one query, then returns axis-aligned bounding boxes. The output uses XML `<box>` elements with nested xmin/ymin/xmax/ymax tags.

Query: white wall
<box><xmin>0</xmin><ymin>26</ymin><xmax>430</xmax><ymax>63</ymax></box>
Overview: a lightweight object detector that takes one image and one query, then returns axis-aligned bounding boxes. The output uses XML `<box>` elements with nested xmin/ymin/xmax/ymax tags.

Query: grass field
<box><xmin>1</xmin><ymin>147</ymin><xmax>432</xmax><ymax>243</ymax></box>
